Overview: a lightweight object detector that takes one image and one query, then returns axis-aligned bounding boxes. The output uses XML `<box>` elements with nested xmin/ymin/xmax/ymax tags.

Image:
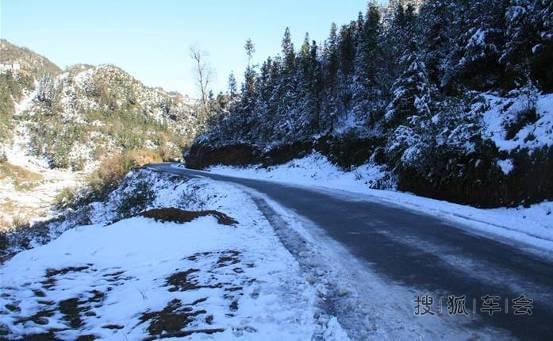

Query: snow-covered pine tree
<box><xmin>319</xmin><ymin>23</ymin><xmax>340</xmax><ymax>134</ymax></box>
<box><xmin>444</xmin><ymin>0</ymin><xmax>509</xmax><ymax>91</ymax></box>
<box><xmin>228</xmin><ymin>72</ymin><xmax>238</xmax><ymax>99</ymax></box>
<box><xmin>418</xmin><ymin>0</ymin><xmax>454</xmax><ymax>87</ymax></box>
<box><xmin>529</xmin><ymin>0</ymin><xmax>553</xmax><ymax>91</ymax></box>
<box><xmin>352</xmin><ymin>2</ymin><xmax>383</xmax><ymax>126</ymax></box>
<box><xmin>384</xmin><ymin>34</ymin><xmax>438</xmax><ymax>168</ymax></box>
<box><xmin>385</xmin><ymin>43</ymin><xmax>434</xmax><ymax>128</ymax></box>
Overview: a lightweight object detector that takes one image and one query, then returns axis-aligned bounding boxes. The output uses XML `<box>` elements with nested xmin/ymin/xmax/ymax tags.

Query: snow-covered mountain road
<box><xmin>150</xmin><ymin>163</ymin><xmax>553</xmax><ymax>340</ymax></box>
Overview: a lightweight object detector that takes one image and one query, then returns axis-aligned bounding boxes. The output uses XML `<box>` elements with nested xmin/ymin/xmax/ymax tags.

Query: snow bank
<box><xmin>210</xmin><ymin>152</ymin><xmax>395</xmax><ymax>192</ymax></box>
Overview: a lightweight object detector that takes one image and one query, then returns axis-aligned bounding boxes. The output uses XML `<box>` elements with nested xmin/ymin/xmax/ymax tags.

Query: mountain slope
<box><xmin>0</xmin><ymin>39</ymin><xmax>61</xmax><ymax>142</ymax></box>
<box><xmin>0</xmin><ymin>40</ymin><xmax>199</xmax><ymax>231</ymax></box>
<box><xmin>0</xmin><ymin>40</ymin><xmax>199</xmax><ymax>169</ymax></box>
<box><xmin>24</xmin><ymin>63</ymin><xmax>197</xmax><ymax>169</ymax></box>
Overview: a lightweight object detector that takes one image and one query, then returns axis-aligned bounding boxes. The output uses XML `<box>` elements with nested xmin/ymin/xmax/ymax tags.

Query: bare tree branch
<box><xmin>189</xmin><ymin>46</ymin><xmax>212</xmax><ymax>115</ymax></box>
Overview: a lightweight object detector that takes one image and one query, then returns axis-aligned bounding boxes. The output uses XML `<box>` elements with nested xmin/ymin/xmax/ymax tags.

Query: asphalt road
<box><xmin>149</xmin><ymin>163</ymin><xmax>553</xmax><ymax>340</ymax></box>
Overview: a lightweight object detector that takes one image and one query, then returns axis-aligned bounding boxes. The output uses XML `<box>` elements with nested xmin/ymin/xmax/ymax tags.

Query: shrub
<box><xmin>10</xmin><ymin>215</ymin><xmax>29</xmax><ymax>230</ymax></box>
<box><xmin>85</xmin><ymin>149</ymin><xmax>162</xmax><ymax>202</ymax></box>
<box><xmin>54</xmin><ymin>187</ymin><xmax>78</xmax><ymax>209</ymax></box>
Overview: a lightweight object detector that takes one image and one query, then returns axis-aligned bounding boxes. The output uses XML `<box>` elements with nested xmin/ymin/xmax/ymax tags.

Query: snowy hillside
<box><xmin>22</xmin><ymin>63</ymin><xmax>197</xmax><ymax>169</ymax></box>
<box><xmin>0</xmin><ymin>40</ymin><xmax>202</xmax><ymax>232</ymax></box>
<box><xmin>1</xmin><ymin>40</ymin><xmax>200</xmax><ymax>170</ymax></box>
<box><xmin>32</xmin><ymin>64</ymin><xmax>196</xmax><ymax>131</ymax></box>
<box><xmin>0</xmin><ymin>39</ymin><xmax>61</xmax><ymax>144</ymax></box>
<box><xmin>0</xmin><ymin>124</ymin><xmax>83</xmax><ymax>232</ymax></box>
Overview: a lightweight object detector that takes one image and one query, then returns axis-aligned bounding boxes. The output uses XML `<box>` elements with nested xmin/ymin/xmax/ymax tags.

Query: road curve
<box><xmin>149</xmin><ymin>163</ymin><xmax>553</xmax><ymax>340</ymax></box>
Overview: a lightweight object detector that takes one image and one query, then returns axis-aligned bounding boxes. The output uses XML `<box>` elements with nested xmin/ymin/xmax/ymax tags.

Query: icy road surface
<box><xmin>150</xmin><ymin>163</ymin><xmax>553</xmax><ymax>340</ymax></box>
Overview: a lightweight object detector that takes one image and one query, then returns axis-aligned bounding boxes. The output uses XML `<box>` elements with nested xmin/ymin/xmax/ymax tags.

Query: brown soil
<box><xmin>137</xmin><ymin>298</ymin><xmax>222</xmax><ymax>338</ymax></box>
<box><xmin>139</xmin><ymin>208</ymin><xmax>238</xmax><ymax>226</ymax></box>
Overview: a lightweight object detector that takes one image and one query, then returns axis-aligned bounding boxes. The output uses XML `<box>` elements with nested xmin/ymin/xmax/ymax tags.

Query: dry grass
<box><xmin>54</xmin><ymin>187</ymin><xmax>78</xmax><ymax>209</ymax></box>
<box><xmin>0</xmin><ymin>161</ymin><xmax>43</xmax><ymax>191</ymax></box>
<box><xmin>0</xmin><ymin>199</ymin><xmax>23</xmax><ymax>232</ymax></box>
<box><xmin>86</xmin><ymin>149</ymin><xmax>162</xmax><ymax>199</ymax></box>
<box><xmin>10</xmin><ymin>215</ymin><xmax>30</xmax><ymax>229</ymax></box>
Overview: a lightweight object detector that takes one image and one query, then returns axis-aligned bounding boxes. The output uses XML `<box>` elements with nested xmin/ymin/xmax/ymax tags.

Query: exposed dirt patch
<box><xmin>166</xmin><ymin>269</ymin><xmax>200</xmax><ymax>292</ymax></box>
<box><xmin>101</xmin><ymin>269</ymin><xmax>134</xmax><ymax>285</ymax></box>
<box><xmin>0</xmin><ymin>161</ymin><xmax>43</xmax><ymax>191</ymax></box>
<box><xmin>15</xmin><ymin>307</ymin><xmax>55</xmax><ymax>326</ymax></box>
<box><xmin>103</xmin><ymin>270</ymin><xmax>125</xmax><ymax>278</ymax></box>
<box><xmin>2</xmin><ymin>249</ymin><xmax>257</xmax><ymax>339</ymax></box>
<box><xmin>217</xmin><ymin>250</ymin><xmax>240</xmax><ymax>267</ymax></box>
<box><xmin>139</xmin><ymin>207</ymin><xmax>238</xmax><ymax>226</ymax></box>
<box><xmin>40</xmin><ymin>276</ymin><xmax>56</xmax><ymax>290</ymax></box>
<box><xmin>17</xmin><ymin>331</ymin><xmax>58</xmax><ymax>340</ymax></box>
<box><xmin>102</xmin><ymin>324</ymin><xmax>124</xmax><ymax>330</ymax></box>
<box><xmin>32</xmin><ymin>289</ymin><xmax>46</xmax><ymax>298</ymax></box>
<box><xmin>40</xmin><ymin>265</ymin><xmax>92</xmax><ymax>291</ymax></box>
<box><xmin>87</xmin><ymin>290</ymin><xmax>105</xmax><ymax>305</ymax></box>
<box><xmin>46</xmin><ymin>265</ymin><xmax>91</xmax><ymax>277</ymax></box>
<box><xmin>143</xmin><ymin>328</ymin><xmax>225</xmax><ymax>340</ymax></box>
<box><xmin>5</xmin><ymin>303</ymin><xmax>20</xmax><ymax>312</ymax></box>
<box><xmin>59</xmin><ymin>297</ymin><xmax>84</xmax><ymax>329</ymax></box>
<box><xmin>137</xmin><ymin>298</ymin><xmax>222</xmax><ymax>338</ymax></box>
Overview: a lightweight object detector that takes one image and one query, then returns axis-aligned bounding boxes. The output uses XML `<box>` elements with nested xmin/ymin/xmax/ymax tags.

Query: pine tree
<box><xmin>310</xmin><ymin>40</ymin><xmax>323</xmax><ymax>133</ymax></box>
<box><xmin>419</xmin><ymin>0</ymin><xmax>454</xmax><ymax>86</ymax></box>
<box><xmin>299</xmin><ymin>33</ymin><xmax>311</xmax><ymax>75</ymax></box>
<box><xmin>381</xmin><ymin>0</ymin><xmax>418</xmax><ymax>92</ymax></box>
<box><xmin>385</xmin><ymin>41</ymin><xmax>434</xmax><ymax>127</ymax></box>
<box><xmin>338</xmin><ymin>24</ymin><xmax>355</xmax><ymax>77</ymax></box>
<box><xmin>245</xmin><ymin>38</ymin><xmax>256</xmax><ymax>67</ymax></box>
<box><xmin>353</xmin><ymin>3</ymin><xmax>383</xmax><ymax>124</ymax></box>
<box><xmin>529</xmin><ymin>0</ymin><xmax>553</xmax><ymax>91</ymax></box>
<box><xmin>384</xmin><ymin>40</ymin><xmax>436</xmax><ymax>169</ymax></box>
<box><xmin>281</xmin><ymin>27</ymin><xmax>295</xmax><ymax>73</ymax></box>
<box><xmin>325</xmin><ymin>23</ymin><xmax>339</xmax><ymax>88</ymax></box>
<box><xmin>228</xmin><ymin>73</ymin><xmax>237</xmax><ymax>98</ymax></box>
<box><xmin>445</xmin><ymin>0</ymin><xmax>509</xmax><ymax>91</ymax></box>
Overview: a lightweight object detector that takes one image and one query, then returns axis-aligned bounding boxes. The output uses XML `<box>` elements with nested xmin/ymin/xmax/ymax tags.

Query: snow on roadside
<box><xmin>210</xmin><ymin>152</ymin><xmax>395</xmax><ymax>191</ymax></box>
<box><xmin>204</xmin><ymin>154</ymin><xmax>553</xmax><ymax>254</ymax></box>
<box><xmin>0</xmin><ymin>169</ymin><xmax>349</xmax><ymax>340</ymax></box>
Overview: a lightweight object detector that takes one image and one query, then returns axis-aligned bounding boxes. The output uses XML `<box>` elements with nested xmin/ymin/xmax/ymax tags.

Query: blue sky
<box><xmin>1</xmin><ymin>0</ymin><xmax>384</xmax><ymax>96</ymax></box>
